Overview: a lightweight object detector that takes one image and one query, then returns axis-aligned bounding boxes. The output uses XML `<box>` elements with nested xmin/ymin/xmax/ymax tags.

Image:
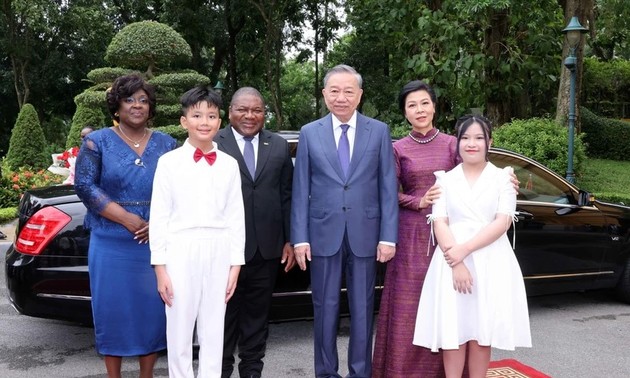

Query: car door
<box><xmin>490</xmin><ymin>150</ymin><xmax>611</xmax><ymax>295</ymax></box>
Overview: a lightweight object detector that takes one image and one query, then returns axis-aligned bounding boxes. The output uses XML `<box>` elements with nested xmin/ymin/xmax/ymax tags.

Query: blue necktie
<box><xmin>243</xmin><ymin>136</ymin><xmax>256</xmax><ymax>179</ymax></box>
<box><xmin>338</xmin><ymin>124</ymin><xmax>350</xmax><ymax>176</ymax></box>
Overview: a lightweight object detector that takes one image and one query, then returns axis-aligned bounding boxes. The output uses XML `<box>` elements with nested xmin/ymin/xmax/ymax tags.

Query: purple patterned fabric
<box><xmin>373</xmin><ymin>129</ymin><xmax>459</xmax><ymax>378</ymax></box>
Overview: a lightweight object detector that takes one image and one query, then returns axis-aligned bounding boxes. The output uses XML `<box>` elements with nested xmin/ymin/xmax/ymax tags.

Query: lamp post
<box><xmin>562</xmin><ymin>16</ymin><xmax>588</xmax><ymax>184</ymax></box>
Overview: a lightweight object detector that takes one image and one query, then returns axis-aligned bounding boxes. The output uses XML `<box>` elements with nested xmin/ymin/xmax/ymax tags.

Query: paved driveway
<box><xmin>2</xmin><ymin>226</ymin><xmax>630</xmax><ymax>376</ymax></box>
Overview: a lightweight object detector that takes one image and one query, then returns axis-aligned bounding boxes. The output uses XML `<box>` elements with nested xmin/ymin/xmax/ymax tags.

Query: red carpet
<box><xmin>486</xmin><ymin>359</ymin><xmax>551</xmax><ymax>378</ymax></box>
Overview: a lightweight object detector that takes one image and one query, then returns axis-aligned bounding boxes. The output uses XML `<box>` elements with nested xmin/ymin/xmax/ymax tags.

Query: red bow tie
<box><xmin>193</xmin><ymin>148</ymin><xmax>217</xmax><ymax>165</ymax></box>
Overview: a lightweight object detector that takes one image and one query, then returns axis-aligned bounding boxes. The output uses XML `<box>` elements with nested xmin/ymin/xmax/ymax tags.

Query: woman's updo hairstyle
<box><xmin>397</xmin><ymin>80</ymin><xmax>436</xmax><ymax>114</ymax></box>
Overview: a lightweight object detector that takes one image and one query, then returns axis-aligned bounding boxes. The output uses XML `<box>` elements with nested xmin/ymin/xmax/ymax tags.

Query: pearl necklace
<box><xmin>118</xmin><ymin>125</ymin><xmax>147</xmax><ymax>148</ymax></box>
<box><xmin>408</xmin><ymin>129</ymin><xmax>440</xmax><ymax>144</ymax></box>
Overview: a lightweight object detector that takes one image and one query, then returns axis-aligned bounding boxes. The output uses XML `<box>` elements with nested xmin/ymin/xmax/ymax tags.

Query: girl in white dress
<box><xmin>413</xmin><ymin>115</ymin><xmax>531</xmax><ymax>378</ymax></box>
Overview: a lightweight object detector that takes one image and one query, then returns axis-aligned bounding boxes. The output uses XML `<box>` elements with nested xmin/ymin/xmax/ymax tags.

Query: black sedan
<box><xmin>5</xmin><ymin>146</ymin><xmax>630</xmax><ymax>324</ymax></box>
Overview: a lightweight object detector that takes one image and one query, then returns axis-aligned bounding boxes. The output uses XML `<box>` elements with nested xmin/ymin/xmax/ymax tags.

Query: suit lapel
<box><xmin>217</xmin><ymin>126</ymin><xmax>254</xmax><ymax>182</ymax></box>
<box><xmin>317</xmin><ymin>115</ymin><xmax>346</xmax><ymax>180</ymax></box>
<box><xmin>348</xmin><ymin>114</ymin><xmax>372</xmax><ymax>177</ymax></box>
<box><xmin>255</xmin><ymin>130</ymin><xmax>273</xmax><ymax>180</ymax></box>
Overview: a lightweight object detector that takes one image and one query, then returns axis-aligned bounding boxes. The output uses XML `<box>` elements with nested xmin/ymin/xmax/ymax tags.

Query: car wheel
<box><xmin>616</xmin><ymin>257</ymin><xmax>630</xmax><ymax>303</ymax></box>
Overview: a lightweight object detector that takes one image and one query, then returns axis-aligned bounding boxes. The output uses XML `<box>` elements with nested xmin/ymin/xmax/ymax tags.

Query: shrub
<box><xmin>74</xmin><ymin>90</ymin><xmax>108</xmax><ymax>108</ymax></box>
<box><xmin>149</xmin><ymin>72</ymin><xmax>211</xmax><ymax>90</ymax></box>
<box><xmin>66</xmin><ymin>103</ymin><xmax>106</xmax><ymax>148</ymax></box>
<box><xmin>4</xmin><ymin>104</ymin><xmax>50</xmax><ymax>171</ymax></box>
<box><xmin>154</xmin><ymin>125</ymin><xmax>187</xmax><ymax>144</ymax></box>
<box><xmin>581</xmin><ymin>107</ymin><xmax>630</xmax><ymax>161</ymax></box>
<box><xmin>105</xmin><ymin>21</ymin><xmax>192</xmax><ymax>75</ymax></box>
<box><xmin>0</xmin><ymin>168</ymin><xmax>63</xmax><ymax>208</ymax></box>
<box><xmin>583</xmin><ymin>58</ymin><xmax>630</xmax><ymax>119</ymax></box>
<box><xmin>0</xmin><ymin>207</ymin><xmax>17</xmax><ymax>224</ymax></box>
<box><xmin>86</xmin><ymin>67</ymin><xmax>135</xmax><ymax>84</ymax></box>
<box><xmin>492</xmin><ymin>117</ymin><xmax>586</xmax><ymax>177</ymax></box>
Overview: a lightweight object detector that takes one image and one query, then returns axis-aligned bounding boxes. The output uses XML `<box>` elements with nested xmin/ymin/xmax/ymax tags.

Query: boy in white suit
<box><xmin>150</xmin><ymin>86</ymin><xmax>245</xmax><ymax>377</ymax></box>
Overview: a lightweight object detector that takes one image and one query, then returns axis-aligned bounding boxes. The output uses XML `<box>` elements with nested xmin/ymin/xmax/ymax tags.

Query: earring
<box><xmin>114</xmin><ymin>112</ymin><xmax>119</xmax><ymax>117</ymax></box>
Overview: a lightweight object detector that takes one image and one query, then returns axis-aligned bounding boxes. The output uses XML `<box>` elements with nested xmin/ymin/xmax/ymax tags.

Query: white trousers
<box><xmin>165</xmin><ymin>231</ymin><xmax>231</xmax><ymax>378</ymax></box>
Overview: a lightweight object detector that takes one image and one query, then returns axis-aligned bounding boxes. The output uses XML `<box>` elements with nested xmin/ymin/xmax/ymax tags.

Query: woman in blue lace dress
<box><xmin>75</xmin><ymin>74</ymin><xmax>177</xmax><ymax>378</ymax></box>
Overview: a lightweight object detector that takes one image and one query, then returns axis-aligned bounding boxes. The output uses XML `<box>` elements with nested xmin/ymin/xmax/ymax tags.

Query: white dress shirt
<box><xmin>149</xmin><ymin>140</ymin><xmax>246</xmax><ymax>266</ymax></box>
<box><xmin>331</xmin><ymin>112</ymin><xmax>357</xmax><ymax>159</ymax></box>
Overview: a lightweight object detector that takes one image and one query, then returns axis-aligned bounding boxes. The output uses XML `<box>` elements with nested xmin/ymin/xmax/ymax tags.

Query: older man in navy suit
<box><xmin>291</xmin><ymin>65</ymin><xmax>399</xmax><ymax>378</ymax></box>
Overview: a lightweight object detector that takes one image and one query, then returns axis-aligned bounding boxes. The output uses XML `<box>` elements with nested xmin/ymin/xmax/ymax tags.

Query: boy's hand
<box><xmin>225</xmin><ymin>266</ymin><xmax>241</xmax><ymax>303</ymax></box>
<box><xmin>154</xmin><ymin>265</ymin><xmax>173</xmax><ymax>307</ymax></box>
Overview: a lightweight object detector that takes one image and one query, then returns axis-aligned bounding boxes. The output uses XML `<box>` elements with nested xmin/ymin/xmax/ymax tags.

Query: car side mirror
<box><xmin>578</xmin><ymin>190</ymin><xmax>593</xmax><ymax>206</ymax></box>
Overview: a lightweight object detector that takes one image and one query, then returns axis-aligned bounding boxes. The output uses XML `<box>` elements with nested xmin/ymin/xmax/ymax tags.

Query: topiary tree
<box><xmin>66</xmin><ymin>103</ymin><xmax>106</xmax><ymax>148</ymax></box>
<box><xmin>66</xmin><ymin>22</ymin><xmax>209</xmax><ymax>148</ymax></box>
<box><xmin>5</xmin><ymin>104</ymin><xmax>49</xmax><ymax>171</ymax></box>
<box><xmin>492</xmin><ymin>117</ymin><xmax>587</xmax><ymax>178</ymax></box>
<box><xmin>105</xmin><ymin>21</ymin><xmax>193</xmax><ymax>78</ymax></box>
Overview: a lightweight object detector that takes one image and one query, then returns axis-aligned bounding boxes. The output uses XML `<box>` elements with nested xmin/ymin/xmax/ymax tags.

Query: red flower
<box><xmin>57</xmin><ymin>147</ymin><xmax>79</xmax><ymax>168</ymax></box>
<box><xmin>12</xmin><ymin>184</ymin><xmax>20</xmax><ymax>190</ymax></box>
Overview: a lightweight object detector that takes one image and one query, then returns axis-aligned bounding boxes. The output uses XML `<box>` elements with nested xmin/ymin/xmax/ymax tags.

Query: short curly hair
<box><xmin>106</xmin><ymin>74</ymin><xmax>157</xmax><ymax>122</ymax></box>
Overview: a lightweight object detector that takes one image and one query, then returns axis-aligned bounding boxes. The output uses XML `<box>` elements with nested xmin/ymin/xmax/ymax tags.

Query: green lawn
<box><xmin>577</xmin><ymin>158</ymin><xmax>630</xmax><ymax>204</ymax></box>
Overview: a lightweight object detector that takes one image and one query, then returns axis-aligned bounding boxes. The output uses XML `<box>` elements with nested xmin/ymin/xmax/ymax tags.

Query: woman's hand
<box><xmin>420</xmin><ymin>184</ymin><xmax>441</xmax><ymax>209</ymax></box>
<box><xmin>443</xmin><ymin>244</ymin><xmax>468</xmax><ymax>267</ymax></box>
<box><xmin>122</xmin><ymin>213</ymin><xmax>149</xmax><ymax>243</ymax></box>
<box><xmin>452</xmin><ymin>263</ymin><xmax>473</xmax><ymax>294</ymax></box>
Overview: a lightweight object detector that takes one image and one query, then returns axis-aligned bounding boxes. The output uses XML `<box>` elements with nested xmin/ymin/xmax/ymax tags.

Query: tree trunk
<box><xmin>250</xmin><ymin>0</ymin><xmax>284</xmax><ymax>129</ymax></box>
<box><xmin>484</xmin><ymin>8</ymin><xmax>510</xmax><ymax>127</ymax></box>
<box><xmin>225</xmin><ymin>0</ymin><xmax>244</xmax><ymax>96</ymax></box>
<box><xmin>555</xmin><ymin>0</ymin><xmax>594</xmax><ymax>132</ymax></box>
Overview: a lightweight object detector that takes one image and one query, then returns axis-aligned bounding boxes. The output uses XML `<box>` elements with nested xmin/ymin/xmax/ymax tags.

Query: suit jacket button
<box><xmin>342</xmin><ymin>207</ymin><xmax>346</xmax><ymax>211</ymax></box>
<box><xmin>344</xmin><ymin>185</ymin><xmax>349</xmax><ymax>190</ymax></box>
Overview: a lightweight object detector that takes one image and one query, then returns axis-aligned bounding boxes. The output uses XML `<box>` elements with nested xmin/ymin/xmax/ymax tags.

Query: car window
<box><xmin>490</xmin><ymin>152</ymin><xmax>573</xmax><ymax>205</ymax></box>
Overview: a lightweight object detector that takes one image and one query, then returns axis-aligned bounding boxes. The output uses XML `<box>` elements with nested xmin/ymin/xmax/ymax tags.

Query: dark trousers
<box><xmin>311</xmin><ymin>232</ymin><xmax>377</xmax><ymax>378</ymax></box>
<box><xmin>222</xmin><ymin>250</ymin><xmax>280</xmax><ymax>378</ymax></box>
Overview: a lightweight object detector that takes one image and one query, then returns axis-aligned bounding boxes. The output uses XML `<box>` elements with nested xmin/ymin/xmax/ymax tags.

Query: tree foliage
<box><xmin>340</xmin><ymin>0</ymin><xmax>562</xmax><ymax>129</ymax></box>
<box><xmin>5</xmin><ymin>104</ymin><xmax>49</xmax><ymax>171</ymax></box>
<box><xmin>0</xmin><ymin>0</ymin><xmax>628</xmax><ymax>166</ymax></box>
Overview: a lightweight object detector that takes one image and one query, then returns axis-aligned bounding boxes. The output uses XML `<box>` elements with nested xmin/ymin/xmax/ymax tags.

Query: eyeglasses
<box><xmin>123</xmin><ymin>96</ymin><xmax>149</xmax><ymax>105</ymax></box>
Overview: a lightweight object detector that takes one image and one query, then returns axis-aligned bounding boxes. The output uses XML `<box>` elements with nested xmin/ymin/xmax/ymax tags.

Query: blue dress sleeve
<box><xmin>74</xmin><ymin>133</ymin><xmax>113</xmax><ymax>215</ymax></box>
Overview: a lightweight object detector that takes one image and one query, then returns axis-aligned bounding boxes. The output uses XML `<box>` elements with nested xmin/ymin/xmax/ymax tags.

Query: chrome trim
<box><xmin>272</xmin><ymin>285</ymin><xmax>384</xmax><ymax>298</ymax></box>
<box><xmin>525</xmin><ymin>271</ymin><xmax>614</xmax><ymax>280</ymax></box>
<box><xmin>37</xmin><ymin>293</ymin><xmax>92</xmax><ymax>301</ymax></box>
<box><xmin>516</xmin><ymin>200</ymin><xmax>599</xmax><ymax>211</ymax></box>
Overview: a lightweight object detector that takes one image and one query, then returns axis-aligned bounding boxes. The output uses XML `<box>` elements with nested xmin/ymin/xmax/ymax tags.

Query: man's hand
<box><xmin>376</xmin><ymin>243</ymin><xmax>396</xmax><ymax>263</ymax></box>
<box><xmin>281</xmin><ymin>242</ymin><xmax>296</xmax><ymax>272</ymax></box>
<box><xmin>294</xmin><ymin>244</ymin><xmax>311</xmax><ymax>271</ymax></box>
<box><xmin>155</xmin><ymin>265</ymin><xmax>173</xmax><ymax>307</ymax></box>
